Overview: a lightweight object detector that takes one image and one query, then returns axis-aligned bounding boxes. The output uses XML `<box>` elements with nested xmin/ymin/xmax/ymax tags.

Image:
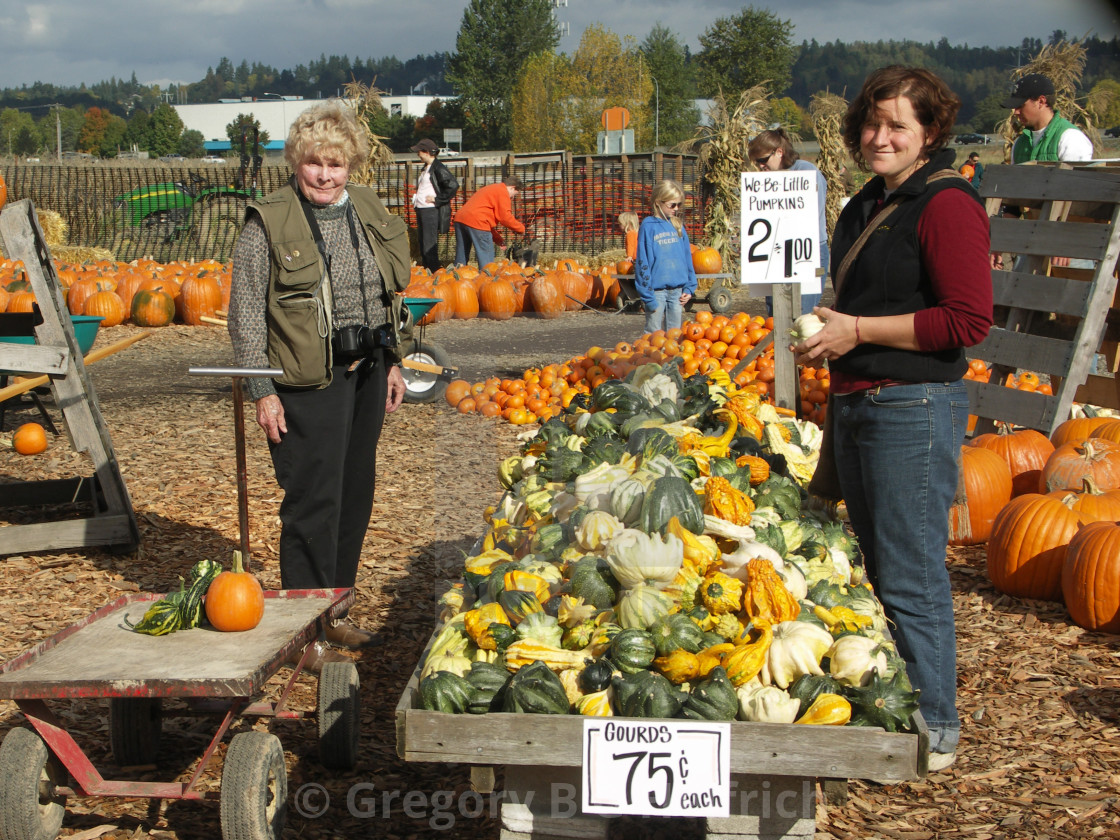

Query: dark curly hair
<box><xmin>842</xmin><ymin>65</ymin><xmax>961</xmax><ymax>171</ymax></box>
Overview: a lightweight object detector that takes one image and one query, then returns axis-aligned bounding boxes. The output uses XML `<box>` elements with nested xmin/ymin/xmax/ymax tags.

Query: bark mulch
<box><xmin>0</xmin><ymin>321</ymin><xmax>1117</xmax><ymax>840</ymax></box>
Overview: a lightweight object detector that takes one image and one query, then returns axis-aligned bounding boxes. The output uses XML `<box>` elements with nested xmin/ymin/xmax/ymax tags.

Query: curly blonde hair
<box><xmin>284</xmin><ymin>99</ymin><xmax>369</xmax><ymax>170</ymax></box>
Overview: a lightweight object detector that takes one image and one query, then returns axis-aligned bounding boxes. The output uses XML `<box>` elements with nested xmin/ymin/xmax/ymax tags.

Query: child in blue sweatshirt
<box><xmin>634</xmin><ymin>179</ymin><xmax>697</xmax><ymax>333</ymax></box>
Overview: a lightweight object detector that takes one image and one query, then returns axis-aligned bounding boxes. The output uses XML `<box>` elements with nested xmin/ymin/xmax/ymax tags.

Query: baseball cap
<box><xmin>1002</xmin><ymin>74</ymin><xmax>1055</xmax><ymax>108</ymax></box>
<box><xmin>410</xmin><ymin>138</ymin><xmax>439</xmax><ymax>154</ymax></box>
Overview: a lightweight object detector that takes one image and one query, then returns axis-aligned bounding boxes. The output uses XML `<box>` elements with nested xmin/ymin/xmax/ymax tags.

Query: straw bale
<box><xmin>50</xmin><ymin>245</ymin><xmax>116</xmax><ymax>263</ymax></box>
<box><xmin>36</xmin><ymin>209</ymin><xmax>68</xmax><ymax>247</ymax></box>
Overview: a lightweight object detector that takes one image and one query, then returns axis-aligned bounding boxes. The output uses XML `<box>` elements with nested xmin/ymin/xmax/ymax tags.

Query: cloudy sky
<box><xmin>2</xmin><ymin>0</ymin><xmax>1118</xmax><ymax>91</ymax></box>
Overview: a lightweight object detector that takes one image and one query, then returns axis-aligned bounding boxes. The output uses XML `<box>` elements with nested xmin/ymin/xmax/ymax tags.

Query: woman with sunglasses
<box><xmin>634</xmin><ymin>179</ymin><xmax>697</xmax><ymax>333</ymax></box>
<box><xmin>748</xmin><ymin>128</ymin><xmax>829</xmax><ymax>315</ymax></box>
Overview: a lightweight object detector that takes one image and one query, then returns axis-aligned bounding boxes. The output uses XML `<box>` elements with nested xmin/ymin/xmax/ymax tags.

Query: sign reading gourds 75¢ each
<box><xmin>739</xmin><ymin>171</ymin><xmax>821</xmax><ymax>296</ymax></box>
<box><xmin>581</xmin><ymin>720</ymin><xmax>731</xmax><ymax>817</ymax></box>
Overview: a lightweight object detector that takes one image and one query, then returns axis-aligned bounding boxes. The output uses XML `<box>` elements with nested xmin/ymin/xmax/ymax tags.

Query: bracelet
<box><xmin>854</xmin><ymin>317</ymin><xmax>862</xmax><ymax>345</ymax></box>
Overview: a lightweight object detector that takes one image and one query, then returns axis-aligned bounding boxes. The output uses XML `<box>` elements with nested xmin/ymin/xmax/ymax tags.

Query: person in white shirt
<box><xmin>410</xmin><ymin>138</ymin><xmax>459</xmax><ymax>272</ymax></box>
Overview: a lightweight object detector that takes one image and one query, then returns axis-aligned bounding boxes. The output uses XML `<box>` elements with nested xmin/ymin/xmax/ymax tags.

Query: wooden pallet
<box><xmin>0</xmin><ymin>200</ymin><xmax>139</xmax><ymax>555</ymax></box>
<box><xmin>969</xmin><ymin>163</ymin><xmax>1120</xmax><ymax>436</ymax></box>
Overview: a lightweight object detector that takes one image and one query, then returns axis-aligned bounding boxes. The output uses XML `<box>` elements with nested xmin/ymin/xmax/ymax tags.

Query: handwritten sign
<box><xmin>582</xmin><ymin>719</ymin><xmax>730</xmax><ymax>817</ymax></box>
<box><xmin>739</xmin><ymin>171</ymin><xmax>821</xmax><ymax>294</ymax></box>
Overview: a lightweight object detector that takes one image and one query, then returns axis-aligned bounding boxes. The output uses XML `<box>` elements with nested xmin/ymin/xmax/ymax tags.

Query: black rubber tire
<box><xmin>317</xmin><ymin>661</ymin><xmax>360</xmax><ymax>770</ymax></box>
<box><xmin>0</xmin><ymin>727</ymin><xmax>67</xmax><ymax>840</ymax></box>
<box><xmin>220</xmin><ymin>731</ymin><xmax>287</xmax><ymax>840</ymax></box>
<box><xmin>708</xmin><ymin>279</ymin><xmax>734</xmax><ymax>314</ymax></box>
<box><xmin>401</xmin><ymin>341</ymin><xmax>452</xmax><ymax>404</ymax></box>
<box><xmin>109</xmin><ymin>697</ymin><xmax>163</xmax><ymax>766</ymax></box>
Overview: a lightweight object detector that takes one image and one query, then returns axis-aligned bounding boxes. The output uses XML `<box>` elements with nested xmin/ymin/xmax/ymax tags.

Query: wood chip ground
<box><xmin>0</xmin><ymin>317</ymin><xmax>1117</xmax><ymax>840</ymax></box>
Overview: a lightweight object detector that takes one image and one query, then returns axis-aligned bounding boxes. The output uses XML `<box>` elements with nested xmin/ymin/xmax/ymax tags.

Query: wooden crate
<box><xmin>969</xmin><ymin>163</ymin><xmax>1120</xmax><ymax>436</ymax></box>
<box><xmin>395</xmin><ymin>623</ymin><xmax>927</xmax><ymax>840</ymax></box>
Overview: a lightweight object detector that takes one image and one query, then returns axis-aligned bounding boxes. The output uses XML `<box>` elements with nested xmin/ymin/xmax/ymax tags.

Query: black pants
<box><xmin>416</xmin><ymin>206</ymin><xmax>441</xmax><ymax>272</ymax></box>
<box><xmin>269</xmin><ymin>354</ymin><xmax>389</xmax><ymax>590</ymax></box>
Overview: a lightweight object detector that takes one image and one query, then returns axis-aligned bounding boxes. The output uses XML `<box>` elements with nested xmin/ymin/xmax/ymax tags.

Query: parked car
<box><xmin>1105</xmin><ymin>126</ymin><xmax>1120</xmax><ymax>138</ymax></box>
<box><xmin>955</xmin><ymin>133</ymin><xmax>990</xmax><ymax>145</ymax></box>
<box><xmin>201</xmin><ymin>156</ymin><xmax>227</xmax><ymax>164</ymax></box>
<box><xmin>159</xmin><ymin>153</ymin><xmax>186</xmax><ymax>163</ymax></box>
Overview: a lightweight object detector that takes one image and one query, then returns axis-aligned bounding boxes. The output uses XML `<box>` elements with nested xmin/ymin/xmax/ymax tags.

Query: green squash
<box><xmin>610</xmin><ymin>475</ymin><xmax>649</xmax><ymax>526</ymax></box>
<box><xmin>578</xmin><ymin>658</ymin><xmax>616</xmax><ymax>693</ymax></box>
<box><xmin>529</xmin><ymin>524</ymin><xmax>567</xmax><ymax>559</ymax></box>
<box><xmin>592</xmin><ymin>381</ymin><xmax>653</xmax><ymax>415</ymax></box>
<box><xmin>583</xmin><ymin>410</ymin><xmax>620</xmax><ymax>438</ymax></box>
<box><xmin>567</xmin><ymin>556</ymin><xmax>620</xmax><ymax>609</ymax></box>
<box><xmin>498</xmin><ymin>589</ymin><xmax>544</xmax><ymax>625</ymax></box>
<box><xmin>626</xmin><ymin>427</ymin><xmax>680</xmax><ymax>461</ymax></box>
<box><xmin>538</xmin><ymin>445</ymin><xmax>588</xmax><ymax>483</ymax></box>
<box><xmin>844</xmin><ymin>668</ymin><xmax>921</xmax><ymax>733</ymax></box>
<box><xmin>639</xmin><ymin>474</ymin><xmax>705</xmax><ymax>535</ymax></box>
<box><xmin>609</xmin><ymin>628</ymin><xmax>658</xmax><ymax>674</ymax></box>
<box><xmin>418</xmin><ymin>670</ymin><xmax>474</xmax><ymax>714</ymax></box>
<box><xmin>501</xmin><ymin>661</ymin><xmax>570</xmax><ymax>715</ymax></box>
<box><xmin>612</xmin><ymin>670</ymin><xmax>686</xmax><ymax>718</ymax></box>
<box><xmin>583</xmin><ymin>435</ymin><xmax>627</xmax><ymax>466</ymax></box>
<box><xmin>466</xmin><ymin>661</ymin><xmax>512</xmax><ymax>715</ymax></box>
<box><xmin>649</xmin><ymin>613</ymin><xmax>706</xmax><ymax>657</ymax></box>
<box><xmin>681</xmin><ymin>666</ymin><xmax>739</xmax><ymax>721</ymax></box>
<box><xmin>788</xmin><ymin>672</ymin><xmax>845</xmax><ymax>716</ymax></box>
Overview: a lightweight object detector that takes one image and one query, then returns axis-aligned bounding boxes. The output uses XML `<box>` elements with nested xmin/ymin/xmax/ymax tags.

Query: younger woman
<box><xmin>634</xmin><ymin>180</ymin><xmax>696</xmax><ymax>332</ymax></box>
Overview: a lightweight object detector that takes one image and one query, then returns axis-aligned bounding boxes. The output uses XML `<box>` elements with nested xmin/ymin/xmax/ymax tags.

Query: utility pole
<box><xmin>55</xmin><ymin>104</ymin><xmax>62</xmax><ymax>162</ymax></box>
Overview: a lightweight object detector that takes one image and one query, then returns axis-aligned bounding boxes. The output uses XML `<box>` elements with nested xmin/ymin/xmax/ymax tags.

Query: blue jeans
<box><xmin>454</xmin><ymin>223</ymin><xmax>494</xmax><ymax>268</ymax></box>
<box><xmin>644</xmin><ymin>287</ymin><xmax>684</xmax><ymax>333</ymax></box>
<box><xmin>832</xmin><ymin>381</ymin><xmax>969</xmax><ymax>753</ymax></box>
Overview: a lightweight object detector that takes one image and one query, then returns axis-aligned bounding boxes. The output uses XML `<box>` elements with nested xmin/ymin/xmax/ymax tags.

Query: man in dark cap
<box><xmin>1004</xmin><ymin>73</ymin><xmax>1093</xmax><ymax>163</ymax></box>
<box><xmin>409</xmin><ymin>138</ymin><xmax>458</xmax><ymax>272</ymax></box>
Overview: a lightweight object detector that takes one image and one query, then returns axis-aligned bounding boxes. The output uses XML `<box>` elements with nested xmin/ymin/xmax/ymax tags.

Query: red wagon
<box><xmin>0</xmin><ymin>587</ymin><xmax>358</xmax><ymax>840</ymax></box>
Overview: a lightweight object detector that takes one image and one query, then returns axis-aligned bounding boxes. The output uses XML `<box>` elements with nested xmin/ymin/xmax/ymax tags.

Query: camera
<box><xmin>332</xmin><ymin>323</ymin><xmax>397</xmax><ymax>356</ymax></box>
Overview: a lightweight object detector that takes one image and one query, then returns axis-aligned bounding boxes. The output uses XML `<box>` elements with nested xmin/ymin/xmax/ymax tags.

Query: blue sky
<box><xmin>1</xmin><ymin>0</ymin><xmax>1116</xmax><ymax>90</ymax></box>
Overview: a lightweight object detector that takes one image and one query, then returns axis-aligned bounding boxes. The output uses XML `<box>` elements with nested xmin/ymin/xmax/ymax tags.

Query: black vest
<box><xmin>830</xmin><ymin>150</ymin><xmax>983</xmax><ymax>384</ymax></box>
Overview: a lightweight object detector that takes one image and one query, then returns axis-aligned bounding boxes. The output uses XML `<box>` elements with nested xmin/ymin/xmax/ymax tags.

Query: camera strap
<box><xmin>298</xmin><ymin>191</ymin><xmax>376</xmax><ymax>332</ymax></box>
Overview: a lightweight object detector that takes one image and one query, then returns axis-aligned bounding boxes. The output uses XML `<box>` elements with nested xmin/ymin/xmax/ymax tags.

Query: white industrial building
<box><xmin>174</xmin><ymin>95</ymin><xmax>440</xmax><ymax>152</ymax></box>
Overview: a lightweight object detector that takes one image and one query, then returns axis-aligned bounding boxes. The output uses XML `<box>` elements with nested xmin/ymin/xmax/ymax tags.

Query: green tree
<box><xmin>696</xmin><ymin>7</ymin><xmax>795</xmax><ymax>98</ymax></box>
<box><xmin>178</xmin><ymin>129</ymin><xmax>206</xmax><ymax>158</ymax></box>
<box><xmin>125</xmin><ymin>109</ymin><xmax>150</xmax><ymax>151</ymax></box>
<box><xmin>641</xmin><ymin>24</ymin><xmax>700</xmax><ymax>149</ymax></box>
<box><xmin>769</xmin><ymin>96</ymin><xmax>807</xmax><ymax>136</ymax></box>
<box><xmin>565</xmin><ymin>26</ymin><xmax>652</xmax><ymax>154</ymax></box>
<box><xmin>447</xmin><ymin>0</ymin><xmax>559</xmax><ymax>149</ymax></box>
<box><xmin>98</xmin><ymin>113</ymin><xmax>128</xmax><ymax>158</ymax></box>
<box><xmin>37</xmin><ymin>107</ymin><xmax>84</xmax><ymax>155</ymax></box>
<box><xmin>1088</xmin><ymin>79</ymin><xmax>1120</xmax><ymax>129</ymax></box>
<box><xmin>971</xmin><ymin>92</ymin><xmax>1010</xmax><ymax>134</ymax></box>
<box><xmin>0</xmin><ymin>109</ymin><xmax>40</xmax><ymax>157</ymax></box>
<box><xmin>147</xmin><ymin>104</ymin><xmax>185</xmax><ymax>156</ymax></box>
<box><xmin>225</xmin><ymin>113</ymin><xmax>271</xmax><ymax>149</ymax></box>
<box><xmin>512</xmin><ymin>52</ymin><xmax>574</xmax><ymax>152</ymax></box>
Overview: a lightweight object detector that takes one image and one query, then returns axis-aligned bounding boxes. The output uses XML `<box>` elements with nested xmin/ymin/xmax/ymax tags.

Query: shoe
<box><xmin>324</xmin><ymin>619</ymin><xmax>382</xmax><ymax>650</ymax></box>
<box><xmin>286</xmin><ymin>641</ymin><xmax>349</xmax><ymax>674</ymax></box>
<box><xmin>928</xmin><ymin>750</ymin><xmax>957</xmax><ymax>772</ymax></box>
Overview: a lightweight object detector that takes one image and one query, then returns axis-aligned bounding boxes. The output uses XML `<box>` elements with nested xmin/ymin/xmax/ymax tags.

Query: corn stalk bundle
<box><xmin>343</xmin><ymin>78</ymin><xmax>395</xmax><ymax>187</ymax></box>
<box><xmin>809</xmin><ymin>92</ymin><xmax>849</xmax><ymax>238</ymax></box>
<box><xmin>677</xmin><ymin>85</ymin><xmax>771</xmax><ymax>279</ymax></box>
<box><xmin>997</xmin><ymin>39</ymin><xmax>1099</xmax><ymax>161</ymax></box>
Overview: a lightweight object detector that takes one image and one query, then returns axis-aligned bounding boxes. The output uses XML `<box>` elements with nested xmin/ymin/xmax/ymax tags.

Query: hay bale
<box><xmin>51</xmin><ymin>245</ymin><xmax>116</xmax><ymax>263</ymax></box>
<box><xmin>36</xmin><ymin>210</ymin><xmax>68</xmax><ymax>247</ymax></box>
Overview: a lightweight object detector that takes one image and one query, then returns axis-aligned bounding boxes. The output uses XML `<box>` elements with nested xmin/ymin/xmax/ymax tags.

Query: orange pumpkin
<box><xmin>7</xmin><ymin>291</ymin><xmax>36</xmax><ymax>313</ymax></box>
<box><xmin>1046</xmin><ymin>476</ymin><xmax>1120</xmax><ymax>524</ymax></box>
<box><xmin>477</xmin><ymin>276</ymin><xmax>519</xmax><ymax>320</ymax></box>
<box><xmin>527</xmin><ymin>275</ymin><xmax>564</xmax><ymax>319</ymax></box>
<box><xmin>177</xmin><ymin>275</ymin><xmax>223</xmax><ymax>325</ymax></box>
<box><xmin>205</xmin><ymin>552</ymin><xmax>265</xmax><ymax>632</ymax></box>
<box><xmin>0</xmin><ymin>173</ymin><xmax>7</xmax><ymax>211</ymax></box>
<box><xmin>83</xmin><ymin>290</ymin><xmax>126</xmax><ymax>328</ymax></box>
<box><xmin>1039</xmin><ymin>438</ymin><xmax>1120</xmax><ymax>493</ymax></box>
<box><xmin>692</xmin><ymin>246</ymin><xmax>723</xmax><ymax>275</ymax></box>
<box><xmin>948</xmin><ymin>445</ymin><xmax>1013</xmax><ymax>546</ymax></box>
<box><xmin>1061</xmin><ymin>520</ymin><xmax>1120</xmax><ymax>633</ymax></box>
<box><xmin>130</xmin><ymin>289</ymin><xmax>177</xmax><ymax>327</ymax></box>
<box><xmin>986</xmin><ymin>493</ymin><xmax>1081</xmax><ymax>602</ymax></box>
<box><xmin>67</xmin><ymin>277</ymin><xmax>102</xmax><ymax>316</ymax></box>
<box><xmin>444</xmin><ymin>379</ymin><xmax>472</xmax><ymax>408</ymax></box>
<box><xmin>1050</xmin><ymin>415</ymin><xmax>1112</xmax><ymax>448</ymax></box>
<box><xmin>12</xmin><ymin>422</ymin><xmax>48</xmax><ymax>455</ymax></box>
<box><xmin>970</xmin><ymin>426</ymin><xmax>1054</xmax><ymax>497</ymax></box>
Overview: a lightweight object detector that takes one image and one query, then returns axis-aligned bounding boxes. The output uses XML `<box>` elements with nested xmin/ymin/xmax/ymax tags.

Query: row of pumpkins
<box><xmin>0</xmin><ymin>258</ymin><xmax>231</xmax><ymax>327</ymax></box>
<box><xmin>951</xmin><ymin>415</ymin><xmax>1120</xmax><ymax>633</ymax></box>
<box><xmin>404</xmin><ymin>247</ymin><xmax>723</xmax><ymax>325</ymax></box>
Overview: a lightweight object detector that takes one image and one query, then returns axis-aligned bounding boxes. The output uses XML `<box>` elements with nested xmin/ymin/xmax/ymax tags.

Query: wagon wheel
<box><xmin>109</xmin><ymin>697</ymin><xmax>163</xmax><ymax>766</ymax></box>
<box><xmin>220</xmin><ymin>731</ymin><xmax>287</xmax><ymax>840</ymax></box>
<box><xmin>707</xmin><ymin>278</ymin><xmax>734</xmax><ymax>314</ymax></box>
<box><xmin>317</xmin><ymin>660</ymin><xmax>360</xmax><ymax>770</ymax></box>
<box><xmin>0</xmin><ymin>727</ymin><xmax>67</xmax><ymax>840</ymax></box>
<box><xmin>401</xmin><ymin>341</ymin><xmax>452</xmax><ymax>404</ymax></box>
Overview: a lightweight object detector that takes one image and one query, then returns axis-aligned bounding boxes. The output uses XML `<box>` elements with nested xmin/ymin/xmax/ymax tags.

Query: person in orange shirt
<box><xmin>618</xmin><ymin>212</ymin><xmax>639</xmax><ymax>260</ymax></box>
<box><xmin>453</xmin><ymin>177</ymin><xmax>525</xmax><ymax>268</ymax></box>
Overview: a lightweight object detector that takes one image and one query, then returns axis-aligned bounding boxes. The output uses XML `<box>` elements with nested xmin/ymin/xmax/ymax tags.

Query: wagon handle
<box><xmin>188</xmin><ymin>366</ymin><xmax>283</xmax><ymax>572</ymax></box>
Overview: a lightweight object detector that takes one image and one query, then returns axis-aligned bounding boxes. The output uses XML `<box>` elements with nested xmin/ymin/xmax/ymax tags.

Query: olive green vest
<box><xmin>249</xmin><ymin>179</ymin><xmax>410</xmax><ymax>388</ymax></box>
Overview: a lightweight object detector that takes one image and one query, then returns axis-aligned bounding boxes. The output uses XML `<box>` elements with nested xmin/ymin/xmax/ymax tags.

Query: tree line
<box><xmin>1</xmin><ymin>3</ymin><xmax>1117</xmax><ymax>159</ymax></box>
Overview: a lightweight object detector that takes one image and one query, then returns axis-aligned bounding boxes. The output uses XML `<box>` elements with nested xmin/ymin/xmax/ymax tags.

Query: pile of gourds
<box><xmin>416</xmin><ymin>362</ymin><xmax>920</xmax><ymax>731</ymax></box>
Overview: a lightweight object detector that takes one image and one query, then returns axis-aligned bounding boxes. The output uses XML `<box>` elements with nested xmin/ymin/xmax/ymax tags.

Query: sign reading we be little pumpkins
<box><xmin>739</xmin><ymin>171</ymin><xmax>821</xmax><ymax>297</ymax></box>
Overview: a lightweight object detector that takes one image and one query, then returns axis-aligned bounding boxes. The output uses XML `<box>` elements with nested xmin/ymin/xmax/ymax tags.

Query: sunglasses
<box><xmin>665</xmin><ymin>201</ymin><xmax>681</xmax><ymax>209</ymax></box>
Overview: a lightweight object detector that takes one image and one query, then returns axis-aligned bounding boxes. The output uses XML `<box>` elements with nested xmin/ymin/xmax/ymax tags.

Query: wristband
<box><xmin>854</xmin><ymin>317</ymin><xmax>862</xmax><ymax>345</ymax></box>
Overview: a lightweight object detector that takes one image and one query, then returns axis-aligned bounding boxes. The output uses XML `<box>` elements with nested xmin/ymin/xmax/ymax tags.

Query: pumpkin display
<box><xmin>986</xmin><ymin>493</ymin><xmax>1081</xmax><ymax>601</ymax></box>
<box><xmin>948</xmin><ymin>445</ymin><xmax>1013</xmax><ymax>546</ymax></box>
<box><xmin>177</xmin><ymin>275</ymin><xmax>222</xmax><ymax>325</ymax></box>
<box><xmin>1039</xmin><ymin>438</ymin><xmax>1120</xmax><ymax>493</ymax></box>
<box><xmin>970</xmin><ymin>426</ymin><xmax>1054</xmax><ymax>497</ymax></box>
<box><xmin>1061</xmin><ymin>520</ymin><xmax>1120</xmax><ymax>633</ymax></box>
<box><xmin>204</xmin><ymin>551</ymin><xmax>265</xmax><ymax>631</ymax></box>
<box><xmin>692</xmin><ymin>246</ymin><xmax>723</xmax><ymax>275</ymax></box>
<box><xmin>130</xmin><ymin>289</ymin><xmax>177</xmax><ymax>327</ymax></box>
<box><xmin>82</xmin><ymin>290</ymin><xmax>126</xmax><ymax>328</ymax></box>
<box><xmin>12</xmin><ymin>422</ymin><xmax>48</xmax><ymax>455</ymax></box>
<box><xmin>67</xmin><ymin>277</ymin><xmax>103</xmax><ymax>316</ymax></box>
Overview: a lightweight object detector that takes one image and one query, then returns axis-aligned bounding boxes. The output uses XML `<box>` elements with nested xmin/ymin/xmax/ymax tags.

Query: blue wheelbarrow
<box><xmin>399</xmin><ymin>297</ymin><xmax>457</xmax><ymax>404</ymax></box>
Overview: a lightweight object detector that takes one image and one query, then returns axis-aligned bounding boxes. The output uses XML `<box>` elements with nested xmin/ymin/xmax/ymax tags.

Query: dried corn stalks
<box><xmin>810</xmin><ymin>92</ymin><xmax>849</xmax><ymax>237</ymax></box>
<box><xmin>997</xmin><ymin>39</ymin><xmax>1100</xmax><ymax>160</ymax></box>
<box><xmin>343</xmin><ymin>78</ymin><xmax>395</xmax><ymax>187</ymax></box>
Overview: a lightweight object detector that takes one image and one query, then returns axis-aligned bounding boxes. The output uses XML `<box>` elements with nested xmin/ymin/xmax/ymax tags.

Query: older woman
<box><xmin>228</xmin><ymin>100</ymin><xmax>410</xmax><ymax>671</ymax></box>
<box><xmin>792</xmin><ymin>66</ymin><xmax>992</xmax><ymax>771</ymax></box>
<box><xmin>748</xmin><ymin>128</ymin><xmax>829</xmax><ymax>315</ymax></box>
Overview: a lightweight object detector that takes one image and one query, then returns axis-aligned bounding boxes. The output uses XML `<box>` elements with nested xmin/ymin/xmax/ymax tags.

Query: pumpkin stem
<box><xmin>231</xmin><ymin>550</ymin><xmax>245</xmax><ymax>575</ymax></box>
